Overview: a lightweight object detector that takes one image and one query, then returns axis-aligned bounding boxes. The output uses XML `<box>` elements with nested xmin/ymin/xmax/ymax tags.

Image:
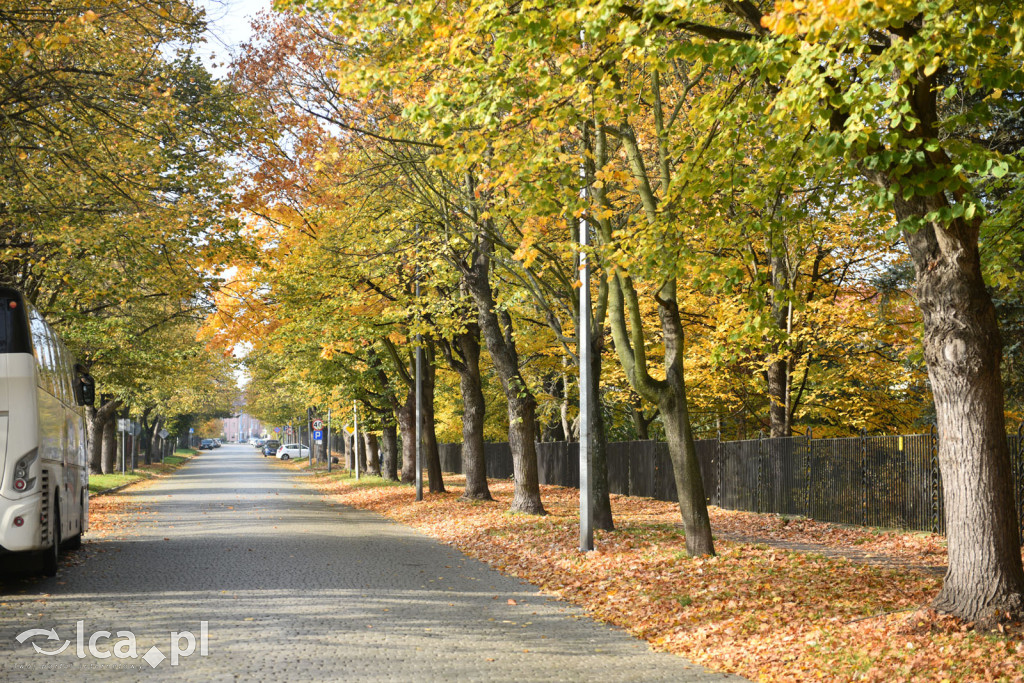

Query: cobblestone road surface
<box><xmin>0</xmin><ymin>445</ymin><xmax>744</xmax><ymax>682</ymax></box>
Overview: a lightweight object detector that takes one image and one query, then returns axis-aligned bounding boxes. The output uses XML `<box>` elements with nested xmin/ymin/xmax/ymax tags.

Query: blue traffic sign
<box><xmin>313</xmin><ymin>429</ymin><xmax>323</xmax><ymax>441</ymax></box>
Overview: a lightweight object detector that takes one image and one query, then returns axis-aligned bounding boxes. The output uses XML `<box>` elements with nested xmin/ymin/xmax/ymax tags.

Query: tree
<box><xmin>642</xmin><ymin>0</ymin><xmax>1024</xmax><ymax>624</ymax></box>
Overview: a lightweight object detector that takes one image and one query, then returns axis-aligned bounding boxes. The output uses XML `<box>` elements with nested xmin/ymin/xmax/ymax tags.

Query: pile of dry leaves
<box><xmin>304</xmin><ymin>469</ymin><xmax>1024</xmax><ymax>683</ymax></box>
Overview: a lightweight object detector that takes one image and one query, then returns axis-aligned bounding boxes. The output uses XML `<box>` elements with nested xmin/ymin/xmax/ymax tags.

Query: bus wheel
<box><xmin>42</xmin><ymin>505</ymin><xmax>60</xmax><ymax>577</ymax></box>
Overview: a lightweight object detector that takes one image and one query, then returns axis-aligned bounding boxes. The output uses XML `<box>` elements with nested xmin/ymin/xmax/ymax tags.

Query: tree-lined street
<box><xmin>0</xmin><ymin>446</ymin><xmax>739</xmax><ymax>681</ymax></box>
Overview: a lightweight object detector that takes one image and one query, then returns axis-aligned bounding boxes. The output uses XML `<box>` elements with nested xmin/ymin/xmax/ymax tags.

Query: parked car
<box><xmin>213</xmin><ymin>439</ymin><xmax>222</xmax><ymax>448</ymax></box>
<box><xmin>253</xmin><ymin>438</ymin><xmax>266</xmax><ymax>450</ymax></box>
<box><xmin>276</xmin><ymin>443</ymin><xmax>309</xmax><ymax>460</ymax></box>
<box><xmin>262</xmin><ymin>440</ymin><xmax>281</xmax><ymax>457</ymax></box>
<box><xmin>199</xmin><ymin>439</ymin><xmax>216</xmax><ymax>450</ymax></box>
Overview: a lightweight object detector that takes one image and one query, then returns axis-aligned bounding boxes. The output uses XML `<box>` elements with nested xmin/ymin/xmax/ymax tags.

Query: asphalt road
<box><xmin>0</xmin><ymin>444</ymin><xmax>744</xmax><ymax>682</ymax></box>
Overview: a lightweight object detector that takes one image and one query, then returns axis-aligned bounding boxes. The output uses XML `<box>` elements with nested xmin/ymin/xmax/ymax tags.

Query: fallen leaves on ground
<box><xmin>304</xmin><ymin>468</ymin><xmax>1024</xmax><ymax>683</ymax></box>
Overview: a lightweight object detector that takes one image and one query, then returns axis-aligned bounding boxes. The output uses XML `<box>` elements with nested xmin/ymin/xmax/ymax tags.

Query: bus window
<box><xmin>29</xmin><ymin>308</ymin><xmax>53</xmax><ymax>394</ymax></box>
<box><xmin>58</xmin><ymin>339</ymin><xmax>75</xmax><ymax>406</ymax></box>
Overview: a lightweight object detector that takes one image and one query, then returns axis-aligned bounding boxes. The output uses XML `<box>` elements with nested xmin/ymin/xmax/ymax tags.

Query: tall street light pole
<box><xmin>415</xmin><ymin>223</ymin><xmax>424</xmax><ymax>502</ymax></box>
<box><xmin>579</xmin><ymin>168</ymin><xmax>594</xmax><ymax>553</ymax></box>
<box><xmin>327</xmin><ymin>407</ymin><xmax>332</xmax><ymax>473</ymax></box>
<box><xmin>353</xmin><ymin>401</ymin><xmax>360</xmax><ymax>480</ymax></box>
<box><xmin>415</xmin><ymin>281</ymin><xmax>424</xmax><ymax>502</ymax></box>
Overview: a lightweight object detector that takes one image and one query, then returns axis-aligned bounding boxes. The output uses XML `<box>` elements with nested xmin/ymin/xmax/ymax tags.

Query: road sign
<box><xmin>274</xmin><ymin>427</ymin><xmax>281</xmax><ymax>433</ymax></box>
<box><xmin>313</xmin><ymin>429</ymin><xmax>323</xmax><ymax>443</ymax></box>
<box><xmin>189</xmin><ymin>427</ymin><xmax>194</xmax><ymax>434</ymax></box>
<box><xmin>158</xmin><ymin>429</ymin><xmax>170</xmax><ymax>439</ymax></box>
<box><xmin>312</xmin><ymin>419</ymin><xmax>324</xmax><ymax>431</ymax></box>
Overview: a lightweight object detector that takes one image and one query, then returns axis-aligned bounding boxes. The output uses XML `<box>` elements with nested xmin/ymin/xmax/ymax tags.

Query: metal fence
<box><xmin>438</xmin><ymin>426</ymin><xmax>1024</xmax><ymax>540</ymax></box>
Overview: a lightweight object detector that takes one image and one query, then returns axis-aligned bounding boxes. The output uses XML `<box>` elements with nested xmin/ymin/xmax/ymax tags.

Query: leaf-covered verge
<box><xmin>87</xmin><ymin>449</ymin><xmax>197</xmax><ymax>495</ymax></box>
<box><xmin>296</xmin><ymin>464</ymin><xmax>1024</xmax><ymax>683</ymax></box>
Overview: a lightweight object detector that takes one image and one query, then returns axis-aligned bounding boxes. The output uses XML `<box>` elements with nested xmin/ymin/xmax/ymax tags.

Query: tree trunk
<box><xmin>421</xmin><ymin>342</ymin><xmax>445</xmax><ymax>493</ymax></box>
<box><xmin>765</xmin><ymin>358</ymin><xmax>791</xmax><ymax>438</ymax></box>
<box><xmin>87</xmin><ymin>408</ymin><xmax>103</xmax><ymax>474</ymax></box>
<box><xmin>87</xmin><ymin>400</ymin><xmax>120</xmax><ymax>474</ymax></box>
<box><xmin>364</xmin><ymin>433</ymin><xmax>381</xmax><ymax>476</ymax></box>
<box><xmin>661</xmin><ymin>388</ymin><xmax>715</xmax><ymax>557</ymax></box>
<box><xmin>463</xmin><ymin>238</ymin><xmax>545</xmax><ymax>514</ymax></box>
<box><xmin>455</xmin><ymin>327</ymin><xmax>492</xmax><ymax>501</ymax></box>
<box><xmin>893</xmin><ymin>199</ymin><xmax>1024</xmax><ymax>623</ymax></box>
<box><xmin>380</xmin><ymin>423</ymin><xmax>399</xmax><ymax>481</ymax></box>
<box><xmin>147</xmin><ymin>415</ymin><xmax>163</xmax><ymax>467</ymax></box>
<box><xmin>101</xmin><ymin>416</ymin><xmax>117</xmax><ymax>474</ymax></box>
<box><xmin>441</xmin><ymin>326</ymin><xmax>494</xmax><ymax>501</ymax></box>
<box><xmin>587</xmin><ymin>333</ymin><xmax>614</xmax><ymax>530</ymax></box>
<box><xmin>397</xmin><ymin>388</ymin><xmax>416</xmax><ymax>483</ymax></box>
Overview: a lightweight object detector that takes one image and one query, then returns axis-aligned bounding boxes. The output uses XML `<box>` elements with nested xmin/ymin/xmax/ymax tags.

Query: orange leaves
<box><xmin>307</xmin><ymin>472</ymin><xmax>1024</xmax><ymax>682</ymax></box>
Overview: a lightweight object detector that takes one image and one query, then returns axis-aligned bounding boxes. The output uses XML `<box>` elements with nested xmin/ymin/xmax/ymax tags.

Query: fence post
<box><xmin>804</xmin><ymin>427</ymin><xmax>812</xmax><ymax>517</ymax></box>
<box><xmin>930</xmin><ymin>424</ymin><xmax>940</xmax><ymax>534</ymax></box>
<box><xmin>860</xmin><ymin>427</ymin><xmax>868</xmax><ymax>527</ymax></box>
<box><xmin>716</xmin><ymin>423</ymin><xmax>723</xmax><ymax>507</ymax></box>
<box><xmin>757</xmin><ymin>430</ymin><xmax>764</xmax><ymax>514</ymax></box>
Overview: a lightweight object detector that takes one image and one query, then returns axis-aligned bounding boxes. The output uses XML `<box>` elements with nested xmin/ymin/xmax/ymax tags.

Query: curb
<box><xmin>89</xmin><ymin>454</ymin><xmax>197</xmax><ymax>498</ymax></box>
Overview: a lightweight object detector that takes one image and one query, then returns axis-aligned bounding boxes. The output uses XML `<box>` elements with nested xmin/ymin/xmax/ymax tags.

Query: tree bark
<box><xmin>441</xmin><ymin>325</ymin><xmax>493</xmax><ymax>501</ymax></box>
<box><xmin>87</xmin><ymin>400</ymin><xmax>120</xmax><ymax>474</ymax></box>
<box><xmin>364</xmin><ymin>433</ymin><xmax>380</xmax><ymax>476</ymax></box>
<box><xmin>421</xmin><ymin>341</ymin><xmax>445</xmax><ymax>493</ymax></box>
<box><xmin>462</xmin><ymin>237</ymin><xmax>545</xmax><ymax>514</ymax></box>
<box><xmin>101</xmin><ymin>416</ymin><xmax>117</xmax><ymax>474</ymax></box>
<box><xmin>380</xmin><ymin>423</ymin><xmax>399</xmax><ymax>481</ymax></box>
<box><xmin>397</xmin><ymin>388</ymin><xmax>416</xmax><ymax>483</ymax></box>
<box><xmin>587</xmin><ymin>329</ymin><xmax>614</xmax><ymax>530</ymax></box>
<box><xmin>888</xmin><ymin>192</ymin><xmax>1024</xmax><ymax>623</ymax></box>
<box><xmin>147</xmin><ymin>415</ymin><xmax>163</xmax><ymax>466</ymax></box>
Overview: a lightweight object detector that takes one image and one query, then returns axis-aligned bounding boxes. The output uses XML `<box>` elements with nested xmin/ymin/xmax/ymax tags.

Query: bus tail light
<box><xmin>13</xmin><ymin>516</ymin><xmax>24</xmax><ymax>527</ymax></box>
<box><xmin>12</xmin><ymin>449</ymin><xmax>38</xmax><ymax>493</ymax></box>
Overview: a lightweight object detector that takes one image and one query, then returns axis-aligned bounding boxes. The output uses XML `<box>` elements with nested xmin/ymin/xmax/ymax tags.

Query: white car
<box><xmin>276</xmin><ymin>443</ymin><xmax>309</xmax><ymax>460</ymax></box>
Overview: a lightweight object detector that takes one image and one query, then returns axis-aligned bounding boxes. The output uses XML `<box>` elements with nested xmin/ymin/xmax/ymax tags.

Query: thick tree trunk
<box><xmin>463</xmin><ymin>239</ymin><xmax>545</xmax><ymax>514</ymax></box>
<box><xmin>101</xmin><ymin>417</ymin><xmax>117</xmax><ymax>474</ymax></box>
<box><xmin>765</xmin><ymin>358</ymin><xmax>791</xmax><ymax>438</ymax></box>
<box><xmin>364</xmin><ymin>433</ymin><xmax>381</xmax><ymax>476</ymax></box>
<box><xmin>895</xmin><ymin>204</ymin><xmax>1024</xmax><ymax>624</ymax></box>
<box><xmin>453</xmin><ymin>327</ymin><xmax>492</xmax><ymax>501</ymax></box>
<box><xmin>661</xmin><ymin>389</ymin><xmax>715</xmax><ymax>557</ymax></box>
<box><xmin>87</xmin><ymin>400</ymin><xmax>120</xmax><ymax>474</ymax></box>
<box><xmin>588</xmin><ymin>335</ymin><xmax>614</xmax><ymax>530</ymax></box>
<box><xmin>380</xmin><ymin>423</ymin><xmax>399</xmax><ymax>481</ymax></box>
<box><xmin>397</xmin><ymin>388</ymin><xmax>416</xmax><ymax>483</ymax></box>
<box><xmin>147</xmin><ymin>416</ymin><xmax>163</xmax><ymax>466</ymax></box>
<box><xmin>421</xmin><ymin>342</ymin><xmax>445</xmax><ymax>493</ymax></box>
<box><xmin>87</xmin><ymin>408</ymin><xmax>104</xmax><ymax>474</ymax></box>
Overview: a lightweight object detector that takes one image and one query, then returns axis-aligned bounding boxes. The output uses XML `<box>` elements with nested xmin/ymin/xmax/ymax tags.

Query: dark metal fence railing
<box><xmin>438</xmin><ymin>424</ymin><xmax>1024</xmax><ymax>541</ymax></box>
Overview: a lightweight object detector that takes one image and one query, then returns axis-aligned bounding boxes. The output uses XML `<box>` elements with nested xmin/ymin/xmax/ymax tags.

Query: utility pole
<box><xmin>414</xmin><ymin>222</ymin><xmax>424</xmax><ymax>501</ymax></box>
<box><xmin>327</xmin><ymin>407</ymin><xmax>332</xmax><ymax>473</ymax></box>
<box><xmin>578</xmin><ymin>31</ymin><xmax>593</xmax><ymax>552</ymax></box>
<box><xmin>353</xmin><ymin>401</ymin><xmax>360</xmax><ymax>480</ymax></box>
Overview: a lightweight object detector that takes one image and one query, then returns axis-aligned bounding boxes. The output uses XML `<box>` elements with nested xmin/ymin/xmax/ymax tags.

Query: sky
<box><xmin>198</xmin><ymin>0</ymin><xmax>273</xmax><ymax>75</ymax></box>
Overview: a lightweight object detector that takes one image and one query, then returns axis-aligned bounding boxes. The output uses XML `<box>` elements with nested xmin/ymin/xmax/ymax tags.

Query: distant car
<box><xmin>199</xmin><ymin>439</ymin><xmax>216</xmax><ymax>450</ymax></box>
<box><xmin>276</xmin><ymin>443</ymin><xmax>309</xmax><ymax>460</ymax></box>
<box><xmin>262</xmin><ymin>440</ymin><xmax>281</xmax><ymax>457</ymax></box>
<box><xmin>253</xmin><ymin>438</ymin><xmax>266</xmax><ymax>449</ymax></box>
<box><xmin>213</xmin><ymin>439</ymin><xmax>222</xmax><ymax>448</ymax></box>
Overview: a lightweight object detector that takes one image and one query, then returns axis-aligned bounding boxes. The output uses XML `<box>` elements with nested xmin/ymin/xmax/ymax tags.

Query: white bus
<box><xmin>0</xmin><ymin>288</ymin><xmax>94</xmax><ymax>576</ymax></box>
